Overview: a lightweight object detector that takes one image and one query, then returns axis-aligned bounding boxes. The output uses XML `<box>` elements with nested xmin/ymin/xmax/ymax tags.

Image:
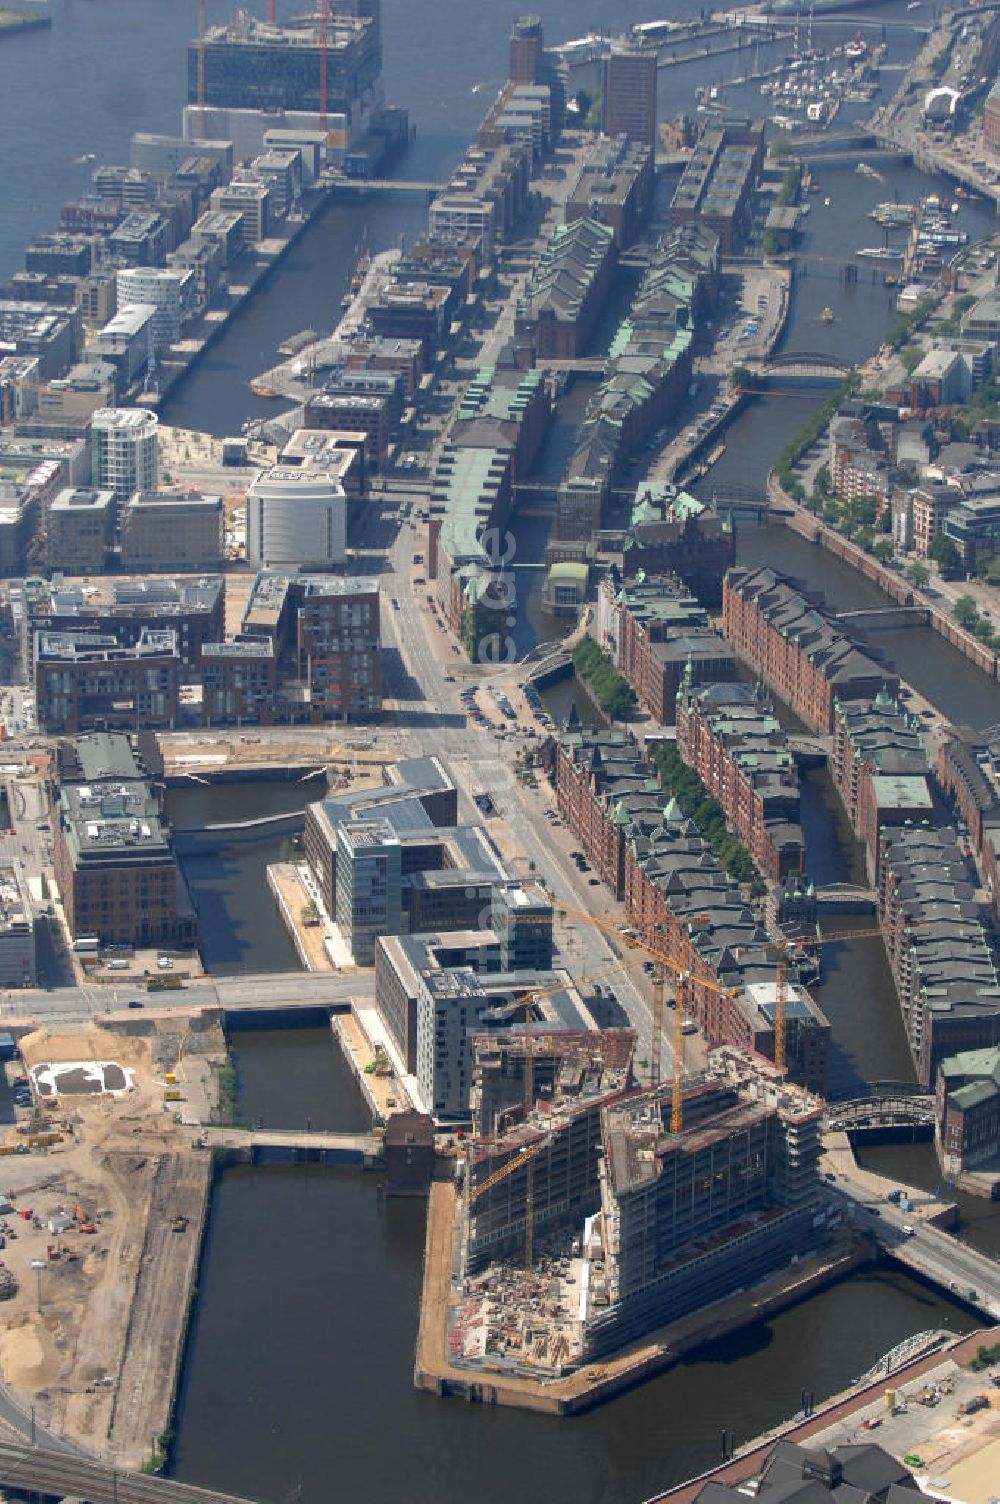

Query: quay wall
<box><xmin>267</xmin><ymin>864</ymin><xmax>314</xmax><ymax>971</ymax></box>
<box><xmin>161</xmin><ymin>1156</ymin><xmax>213</xmax><ymax>1465</ymax></box>
<box><xmin>414</xmin><ymin>1179</ymin><xmax>872</xmax><ymax>1417</ymax></box>
<box><xmin>768</xmin><ymin>472</ymin><xmax>1000</xmax><ymax>678</ymax></box>
<box><xmin>165</xmin><ymin>764</ymin><xmax>330</xmax><ymax>787</ymax></box>
<box><xmin>331</xmin><ymin>1014</ymin><xmax>384</xmax><ymax>1123</ymax></box>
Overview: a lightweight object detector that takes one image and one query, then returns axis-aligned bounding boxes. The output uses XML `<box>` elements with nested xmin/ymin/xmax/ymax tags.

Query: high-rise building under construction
<box><xmin>187</xmin><ymin>3</ymin><xmax>382</xmax><ymax>118</ymax></box>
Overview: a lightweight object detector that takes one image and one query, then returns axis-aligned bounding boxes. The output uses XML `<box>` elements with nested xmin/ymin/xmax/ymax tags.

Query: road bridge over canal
<box><xmin>0</xmin><ymin>971</ymin><xmax>374</xmax><ymax>1029</ymax></box>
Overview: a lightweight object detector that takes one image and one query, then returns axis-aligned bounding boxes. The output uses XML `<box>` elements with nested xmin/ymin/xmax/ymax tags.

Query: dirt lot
<box><xmin>0</xmin><ymin>1020</ymin><xmax>223</xmax><ymax>1465</ymax></box>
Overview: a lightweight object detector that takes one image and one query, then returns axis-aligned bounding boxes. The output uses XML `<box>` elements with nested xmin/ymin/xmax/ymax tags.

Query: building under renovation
<box><xmin>452</xmin><ymin>1047</ymin><xmax>826</xmax><ymax>1373</ymax></box>
<box><xmin>188</xmin><ymin>3</ymin><xmax>382</xmax><ymax>118</ymax></box>
<box><xmin>586</xmin><ymin>1050</ymin><xmax>825</xmax><ymax>1354</ymax></box>
<box><xmin>462</xmin><ymin>1029</ymin><xmax>636</xmax><ymax>1274</ymax></box>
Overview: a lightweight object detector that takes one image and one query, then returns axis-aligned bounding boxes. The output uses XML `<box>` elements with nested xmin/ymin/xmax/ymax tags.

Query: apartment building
<box><xmin>34</xmin><ymin>628</ymin><xmax>179</xmax><ymax>734</ymax></box>
<box><xmin>51</xmin><ymin>731</ymin><xmax>195</xmax><ymax>947</ymax></box>
<box><xmin>90</xmin><ymin>408</ymin><xmax>159</xmax><ymax>501</ymax></box>
<box><xmin>200</xmin><ymin>636</ymin><xmax>277</xmax><ymax>725</ymax></box>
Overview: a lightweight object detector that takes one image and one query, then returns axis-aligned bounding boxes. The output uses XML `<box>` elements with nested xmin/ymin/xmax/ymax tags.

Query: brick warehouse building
<box><xmin>722</xmin><ymin>566</ymin><xmax>898</xmax><ymax>734</ymax></box>
<box><xmin>831</xmin><ymin>691</ymin><xmax>931</xmax><ymax>881</ymax></box>
<box><xmin>675</xmin><ymin>679</ymin><xmax>805</xmax><ymax>880</ymax></box>
<box><xmin>553</xmin><ymin>727</ymin><xmax>829</xmax><ymax>1090</ymax></box>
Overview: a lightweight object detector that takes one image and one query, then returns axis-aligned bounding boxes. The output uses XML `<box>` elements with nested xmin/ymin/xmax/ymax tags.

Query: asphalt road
<box><xmin>379</xmin><ymin>507</ymin><xmax>659</xmax><ymax>1070</ymax></box>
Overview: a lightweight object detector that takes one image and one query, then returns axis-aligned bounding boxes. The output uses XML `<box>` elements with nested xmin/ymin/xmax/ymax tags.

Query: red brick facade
<box><xmin>675</xmin><ymin>684</ymin><xmax>804</xmax><ymax>880</ymax></box>
<box><xmin>722</xmin><ymin>567</ymin><xmax>898</xmax><ymax>734</ymax></box>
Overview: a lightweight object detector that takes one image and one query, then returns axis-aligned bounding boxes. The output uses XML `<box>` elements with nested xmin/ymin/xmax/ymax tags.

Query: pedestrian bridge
<box><xmin>814</xmin><ymin>883</ymin><xmax>877</xmax><ymax>911</ymax></box>
<box><xmin>837</xmin><ymin>606</ymin><xmax>930</xmax><ymax>628</ymax></box>
<box><xmin>171</xmin><ymin>808</ymin><xmax>306</xmax><ymax>850</ymax></box>
<box><xmin>0</xmin><ymin>1436</ymin><xmax>258</xmax><ymax>1504</ymax></box>
<box><xmin>824</xmin><ymin>1082</ymin><xmax>932</xmax><ymax>1131</ymax></box>
<box><xmin>200</xmin><ymin>1126</ymin><xmax>383</xmax><ymax>1166</ymax></box>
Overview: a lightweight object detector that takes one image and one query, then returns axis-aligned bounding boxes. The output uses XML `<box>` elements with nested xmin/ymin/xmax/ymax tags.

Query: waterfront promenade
<box><xmin>648</xmin><ymin>1327</ymin><xmax>994</xmax><ymax>1504</ymax></box>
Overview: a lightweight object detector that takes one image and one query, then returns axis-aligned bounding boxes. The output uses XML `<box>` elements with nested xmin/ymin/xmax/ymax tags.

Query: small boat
<box><xmin>856</xmin><ymin>246</ymin><xmax>904</xmax><ymax>259</ymax></box>
<box><xmin>821</xmin><ymin>306</ymin><xmax>834</xmax><ymax>323</ymax></box>
<box><xmin>884</xmin><ymin>273</ymin><xmax>899</xmax><ymax>286</ymax></box>
<box><xmin>824</xmin><ymin>196</ymin><xmax>831</xmax><ymax>206</ymax></box>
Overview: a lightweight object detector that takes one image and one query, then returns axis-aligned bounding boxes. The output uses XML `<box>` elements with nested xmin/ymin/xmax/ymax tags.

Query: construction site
<box><xmin>416</xmin><ymin>1039</ymin><xmax>849</xmax><ymax>1410</ymax></box>
<box><xmin>0</xmin><ymin>1014</ymin><xmax>225</xmax><ymax>1468</ymax></box>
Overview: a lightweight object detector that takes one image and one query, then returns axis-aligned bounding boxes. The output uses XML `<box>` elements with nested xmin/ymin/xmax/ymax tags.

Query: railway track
<box><xmin>0</xmin><ymin>1436</ymin><xmax>256</xmax><ymax>1504</ymax></box>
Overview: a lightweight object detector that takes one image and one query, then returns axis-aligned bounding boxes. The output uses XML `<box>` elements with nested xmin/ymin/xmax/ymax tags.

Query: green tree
<box><xmin>907</xmin><ymin>561</ymin><xmax>930</xmax><ymax>589</ymax></box>
<box><xmin>953</xmin><ymin>595</ymin><xmax>979</xmax><ymax>629</ymax></box>
<box><xmin>873</xmin><ymin>539</ymin><xmax>894</xmax><ymax>563</ymax></box>
<box><xmin>929</xmin><ymin>533</ymin><xmax>962</xmax><ymax>579</ymax></box>
<box><xmin>813</xmin><ymin>463</ymin><xmax>831</xmax><ymax>498</ymax></box>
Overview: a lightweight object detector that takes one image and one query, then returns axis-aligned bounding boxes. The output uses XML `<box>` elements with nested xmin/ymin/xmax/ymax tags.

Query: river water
<box><xmin>3</xmin><ymin>0</ymin><xmax>994</xmax><ymax>1496</ymax></box>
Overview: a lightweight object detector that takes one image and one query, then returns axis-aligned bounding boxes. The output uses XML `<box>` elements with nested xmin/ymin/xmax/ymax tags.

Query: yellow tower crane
<box><xmin>734</xmin><ymin>920</ymin><xmax>930</xmax><ymax>1073</ymax></box>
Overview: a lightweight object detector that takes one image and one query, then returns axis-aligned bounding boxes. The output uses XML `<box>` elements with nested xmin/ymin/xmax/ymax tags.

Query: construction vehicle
<box><xmin>74</xmin><ymin>1203</ymin><xmax>96</xmax><ymax>1234</ymax></box>
<box><xmin>171</xmin><ymin>1215</ymin><xmax>189</xmax><ymax>1234</ymax></box>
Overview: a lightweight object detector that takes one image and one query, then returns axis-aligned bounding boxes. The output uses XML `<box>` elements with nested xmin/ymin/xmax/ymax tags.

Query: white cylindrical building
<box><xmin>90</xmin><ymin>408</ymin><xmax>159</xmax><ymax>503</ymax></box>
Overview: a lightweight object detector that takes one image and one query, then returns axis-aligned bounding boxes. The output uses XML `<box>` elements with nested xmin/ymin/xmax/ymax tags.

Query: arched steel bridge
<box><xmin>825</xmin><ymin>1081</ymin><xmax>935</xmax><ymax>1131</ymax></box>
<box><xmin>762</xmin><ymin>351</ymin><xmax>853</xmax><ymax>372</ymax></box>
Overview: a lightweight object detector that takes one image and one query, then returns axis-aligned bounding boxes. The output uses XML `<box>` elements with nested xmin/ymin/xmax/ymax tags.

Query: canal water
<box><xmin>855</xmin><ymin>1139</ymin><xmax>1000</xmax><ymax>1261</ymax></box>
<box><xmin>165</xmin><ymin>781</ymin><xmax>313</xmax><ymax>975</ymax></box>
<box><xmin>172</xmin><ymin>1152</ymin><xmax>977</xmax><ymax>1504</ymax></box>
<box><xmin>228</xmin><ymin>1020</ymin><xmax>373</xmax><ymax>1135</ymax></box>
<box><xmin>3</xmin><ymin>0</ymin><xmax>991</xmax><ymax>1494</ymax></box>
